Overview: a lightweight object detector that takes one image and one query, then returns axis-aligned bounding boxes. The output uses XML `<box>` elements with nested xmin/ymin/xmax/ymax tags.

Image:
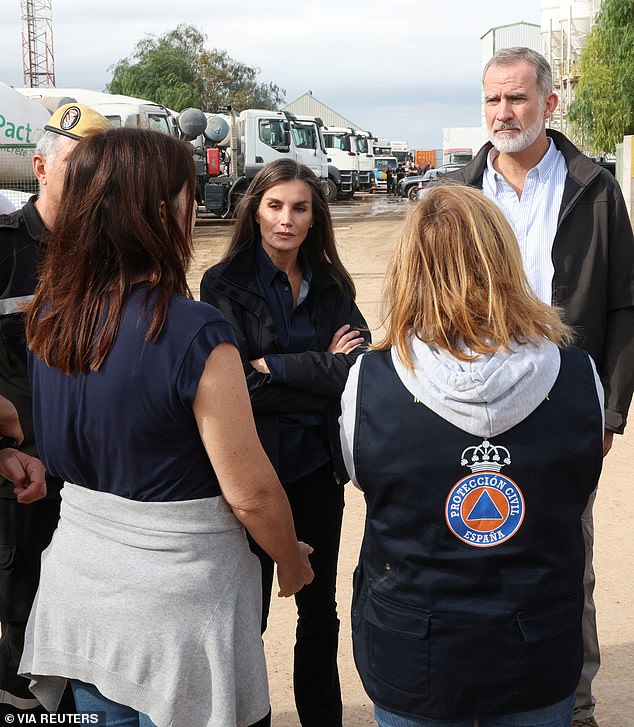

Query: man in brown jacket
<box><xmin>450</xmin><ymin>47</ymin><xmax>634</xmax><ymax>727</ymax></box>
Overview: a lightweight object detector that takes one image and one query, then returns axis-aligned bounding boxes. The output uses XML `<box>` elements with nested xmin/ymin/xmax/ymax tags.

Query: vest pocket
<box><xmin>515</xmin><ymin>595</ymin><xmax>583</xmax><ymax>696</ymax></box>
<box><xmin>363</xmin><ymin>588</ymin><xmax>430</xmax><ymax>696</ymax></box>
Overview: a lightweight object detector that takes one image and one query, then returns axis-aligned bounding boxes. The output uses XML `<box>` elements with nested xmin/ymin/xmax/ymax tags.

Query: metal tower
<box><xmin>21</xmin><ymin>0</ymin><xmax>56</xmax><ymax>87</ymax></box>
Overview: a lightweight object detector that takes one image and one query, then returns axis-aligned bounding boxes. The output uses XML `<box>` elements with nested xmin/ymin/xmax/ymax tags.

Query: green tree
<box><xmin>107</xmin><ymin>24</ymin><xmax>285</xmax><ymax>113</ymax></box>
<box><xmin>568</xmin><ymin>0</ymin><xmax>634</xmax><ymax>154</ymax></box>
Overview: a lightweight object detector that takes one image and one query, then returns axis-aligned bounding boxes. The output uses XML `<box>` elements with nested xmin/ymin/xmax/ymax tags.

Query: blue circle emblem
<box><xmin>445</xmin><ymin>471</ymin><xmax>525</xmax><ymax>548</ymax></box>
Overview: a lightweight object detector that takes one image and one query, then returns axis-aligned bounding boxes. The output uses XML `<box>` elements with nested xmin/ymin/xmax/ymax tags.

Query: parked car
<box><xmin>398</xmin><ymin>164</ymin><xmax>465</xmax><ymax>200</ymax></box>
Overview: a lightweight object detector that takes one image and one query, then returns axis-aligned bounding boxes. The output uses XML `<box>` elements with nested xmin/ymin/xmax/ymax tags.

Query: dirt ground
<box><xmin>190</xmin><ymin>194</ymin><xmax>633</xmax><ymax>727</ymax></box>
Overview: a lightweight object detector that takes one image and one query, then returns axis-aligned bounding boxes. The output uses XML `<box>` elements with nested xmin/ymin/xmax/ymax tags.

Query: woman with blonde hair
<box><xmin>340</xmin><ymin>184</ymin><xmax>604</xmax><ymax>727</ymax></box>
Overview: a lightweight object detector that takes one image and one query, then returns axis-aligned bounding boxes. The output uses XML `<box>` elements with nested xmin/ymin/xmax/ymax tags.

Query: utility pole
<box><xmin>21</xmin><ymin>0</ymin><xmax>56</xmax><ymax>87</ymax></box>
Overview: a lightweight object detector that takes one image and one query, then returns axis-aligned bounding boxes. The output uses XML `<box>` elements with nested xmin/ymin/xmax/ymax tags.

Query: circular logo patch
<box><xmin>60</xmin><ymin>106</ymin><xmax>81</xmax><ymax>131</ymax></box>
<box><xmin>445</xmin><ymin>472</ymin><xmax>525</xmax><ymax>547</ymax></box>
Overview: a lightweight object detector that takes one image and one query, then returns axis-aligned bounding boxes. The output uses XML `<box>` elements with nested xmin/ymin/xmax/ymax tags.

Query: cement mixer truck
<box><xmin>0</xmin><ymin>82</ymin><xmax>50</xmax><ymax>207</ymax></box>
<box><xmin>1</xmin><ymin>85</ymin><xmax>207</xmax><ymax>207</ymax></box>
<box><xmin>193</xmin><ymin>108</ymin><xmax>328</xmax><ymax>217</ymax></box>
<box><xmin>14</xmin><ymin>87</ymin><xmax>209</xmax><ymax>139</ymax></box>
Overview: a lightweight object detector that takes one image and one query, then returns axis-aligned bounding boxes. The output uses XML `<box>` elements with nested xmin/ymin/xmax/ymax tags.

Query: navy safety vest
<box><xmin>351</xmin><ymin>346</ymin><xmax>603</xmax><ymax>720</ymax></box>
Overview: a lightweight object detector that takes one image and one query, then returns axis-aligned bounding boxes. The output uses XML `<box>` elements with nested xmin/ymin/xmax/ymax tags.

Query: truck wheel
<box><xmin>324</xmin><ymin>178</ymin><xmax>338</xmax><ymax>203</ymax></box>
<box><xmin>225</xmin><ymin>180</ymin><xmax>248</xmax><ymax>218</ymax></box>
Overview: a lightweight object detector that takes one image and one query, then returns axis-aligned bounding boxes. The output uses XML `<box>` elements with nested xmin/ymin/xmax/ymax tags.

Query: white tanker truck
<box><xmin>0</xmin><ymin>84</ymin><xmax>207</xmax><ymax>208</ymax></box>
<box><xmin>192</xmin><ymin>108</ymin><xmax>329</xmax><ymax>217</ymax></box>
<box><xmin>0</xmin><ymin>82</ymin><xmax>51</xmax><ymax>207</ymax></box>
<box><xmin>2</xmin><ymin>84</ymin><xmax>332</xmax><ymax>219</ymax></box>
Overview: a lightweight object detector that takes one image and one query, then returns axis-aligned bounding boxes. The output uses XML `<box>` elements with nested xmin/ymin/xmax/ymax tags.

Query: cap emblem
<box><xmin>60</xmin><ymin>106</ymin><xmax>81</xmax><ymax>131</ymax></box>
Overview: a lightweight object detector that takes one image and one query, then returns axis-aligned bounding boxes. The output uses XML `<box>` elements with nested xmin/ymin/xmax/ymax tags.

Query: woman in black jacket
<box><xmin>200</xmin><ymin>159</ymin><xmax>370</xmax><ymax>727</ymax></box>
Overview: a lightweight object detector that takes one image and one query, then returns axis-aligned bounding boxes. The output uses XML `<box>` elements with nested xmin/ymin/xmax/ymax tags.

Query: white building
<box><xmin>478</xmin><ymin>3</ymin><xmax>603</xmax><ymax>136</ymax></box>
<box><xmin>540</xmin><ymin>0</ymin><xmax>603</xmax><ymax>133</ymax></box>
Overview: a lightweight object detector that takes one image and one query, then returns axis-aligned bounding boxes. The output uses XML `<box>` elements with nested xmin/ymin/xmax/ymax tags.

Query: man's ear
<box><xmin>32</xmin><ymin>155</ymin><xmax>47</xmax><ymax>185</ymax></box>
<box><xmin>544</xmin><ymin>92</ymin><xmax>558</xmax><ymax>121</ymax></box>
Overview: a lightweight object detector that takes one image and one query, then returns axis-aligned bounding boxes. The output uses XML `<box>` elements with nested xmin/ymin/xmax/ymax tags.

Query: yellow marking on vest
<box><xmin>414</xmin><ymin>396</ymin><xmax>422</xmax><ymax>403</ymax></box>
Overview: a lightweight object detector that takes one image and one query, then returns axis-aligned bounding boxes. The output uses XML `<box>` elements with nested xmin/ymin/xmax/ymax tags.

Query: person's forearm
<box><xmin>229</xmin><ymin>481</ymin><xmax>312</xmax><ymax>596</ymax></box>
<box><xmin>231</xmin><ymin>485</ymin><xmax>297</xmax><ymax>563</ymax></box>
<box><xmin>0</xmin><ymin>395</ymin><xmax>24</xmax><ymax>443</ymax></box>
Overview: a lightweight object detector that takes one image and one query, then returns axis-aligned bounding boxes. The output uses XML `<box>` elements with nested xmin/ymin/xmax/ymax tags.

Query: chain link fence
<box><xmin>0</xmin><ymin>144</ymin><xmax>38</xmax><ymax>210</ymax></box>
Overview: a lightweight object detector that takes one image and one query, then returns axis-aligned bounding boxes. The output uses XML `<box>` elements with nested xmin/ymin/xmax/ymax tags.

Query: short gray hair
<box><xmin>35</xmin><ymin>129</ymin><xmax>67</xmax><ymax>163</ymax></box>
<box><xmin>483</xmin><ymin>47</ymin><xmax>553</xmax><ymax>96</ymax></box>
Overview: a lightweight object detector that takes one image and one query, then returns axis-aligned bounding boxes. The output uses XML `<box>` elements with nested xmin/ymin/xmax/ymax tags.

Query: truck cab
<box><xmin>373</xmin><ymin>155</ymin><xmax>398</xmax><ymax>191</ymax></box>
<box><xmin>354</xmin><ymin>130</ymin><xmax>376</xmax><ymax>191</ymax></box>
<box><xmin>15</xmin><ymin>87</ymin><xmax>180</xmax><ymax>136</ymax></box>
<box><xmin>390</xmin><ymin>140</ymin><xmax>411</xmax><ymax>166</ymax></box>
<box><xmin>289</xmin><ymin>116</ymin><xmax>328</xmax><ymax>183</ymax></box>
<box><xmin>200</xmin><ymin>109</ymin><xmax>328</xmax><ymax>216</ymax></box>
<box><xmin>321</xmin><ymin>126</ymin><xmax>360</xmax><ymax>201</ymax></box>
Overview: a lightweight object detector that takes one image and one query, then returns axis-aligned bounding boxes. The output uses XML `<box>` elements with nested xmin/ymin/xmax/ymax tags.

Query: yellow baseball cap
<box><xmin>44</xmin><ymin>102</ymin><xmax>112</xmax><ymax>140</ymax></box>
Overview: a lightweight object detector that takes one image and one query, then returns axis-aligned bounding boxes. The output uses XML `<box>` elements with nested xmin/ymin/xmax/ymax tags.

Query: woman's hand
<box><xmin>328</xmin><ymin>324</ymin><xmax>365</xmax><ymax>354</ymax></box>
<box><xmin>277</xmin><ymin>541</ymin><xmax>315</xmax><ymax>597</ymax></box>
<box><xmin>249</xmin><ymin>357</ymin><xmax>271</xmax><ymax>375</ymax></box>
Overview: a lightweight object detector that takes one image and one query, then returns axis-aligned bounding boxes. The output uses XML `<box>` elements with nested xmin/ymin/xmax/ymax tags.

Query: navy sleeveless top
<box><xmin>29</xmin><ymin>287</ymin><xmax>236</xmax><ymax>501</ymax></box>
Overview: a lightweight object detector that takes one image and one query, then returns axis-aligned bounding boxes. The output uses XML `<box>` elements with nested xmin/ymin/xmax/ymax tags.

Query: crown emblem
<box><xmin>460</xmin><ymin>439</ymin><xmax>511</xmax><ymax>473</ymax></box>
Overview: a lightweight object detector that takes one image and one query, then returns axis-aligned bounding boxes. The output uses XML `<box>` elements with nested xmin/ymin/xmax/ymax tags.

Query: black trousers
<box><xmin>249</xmin><ymin>463</ymin><xmax>344</xmax><ymax>727</ymax></box>
<box><xmin>0</xmin><ymin>495</ymin><xmax>74</xmax><ymax>716</ymax></box>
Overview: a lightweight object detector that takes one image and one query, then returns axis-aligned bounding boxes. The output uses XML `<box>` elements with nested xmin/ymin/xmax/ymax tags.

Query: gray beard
<box><xmin>487</xmin><ymin>115</ymin><xmax>544</xmax><ymax>154</ymax></box>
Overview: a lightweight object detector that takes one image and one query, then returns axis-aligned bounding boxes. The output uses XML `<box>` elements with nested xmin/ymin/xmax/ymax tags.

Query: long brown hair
<box><xmin>376</xmin><ymin>184</ymin><xmax>573</xmax><ymax>368</ymax></box>
<box><xmin>26</xmin><ymin>127</ymin><xmax>196</xmax><ymax>374</ymax></box>
<box><xmin>224</xmin><ymin>159</ymin><xmax>355</xmax><ymax>295</ymax></box>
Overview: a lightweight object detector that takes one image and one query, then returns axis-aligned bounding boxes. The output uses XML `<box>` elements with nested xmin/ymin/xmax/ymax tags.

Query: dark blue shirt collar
<box><xmin>255</xmin><ymin>241</ymin><xmax>313</xmax><ymax>287</ymax></box>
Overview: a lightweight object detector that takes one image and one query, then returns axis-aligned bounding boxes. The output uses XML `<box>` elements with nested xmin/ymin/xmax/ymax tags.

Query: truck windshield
<box><xmin>259</xmin><ymin>119</ymin><xmax>288</xmax><ymax>148</ymax></box>
<box><xmin>323</xmin><ymin>134</ymin><xmax>351</xmax><ymax>152</ymax></box>
<box><xmin>148</xmin><ymin>114</ymin><xmax>171</xmax><ymax>135</ymax></box>
<box><xmin>292</xmin><ymin>125</ymin><xmax>316</xmax><ymax>150</ymax></box>
<box><xmin>375</xmin><ymin>157</ymin><xmax>397</xmax><ymax>171</ymax></box>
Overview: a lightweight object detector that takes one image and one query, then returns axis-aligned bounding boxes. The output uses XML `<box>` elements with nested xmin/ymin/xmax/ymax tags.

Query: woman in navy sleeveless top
<box><xmin>19</xmin><ymin>128</ymin><xmax>313</xmax><ymax>727</ymax></box>
<box><xmin>339</xmin><ymin>185</ymin><xmax>604</xmax><ymax>727</ymax></box>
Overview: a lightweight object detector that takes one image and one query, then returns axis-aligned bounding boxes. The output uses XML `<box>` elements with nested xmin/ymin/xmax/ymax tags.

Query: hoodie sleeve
<box><xmin>339</xmin><ymin>354</ymin><xmax>364</xmax><ymax>489</ymax></box>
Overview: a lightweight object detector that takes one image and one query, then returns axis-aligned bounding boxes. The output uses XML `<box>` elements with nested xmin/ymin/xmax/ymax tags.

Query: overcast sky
<box><xmin>0</xmin><ymin>0</ymin><xmax>542</xmax><ymax>149</ymax></box>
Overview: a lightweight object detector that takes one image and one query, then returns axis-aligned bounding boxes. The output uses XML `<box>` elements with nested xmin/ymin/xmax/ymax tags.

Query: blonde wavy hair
<box><xmin>375</xmin><ymin>184</ymin><xmax>573</xmax><ymax>368</ymax></box>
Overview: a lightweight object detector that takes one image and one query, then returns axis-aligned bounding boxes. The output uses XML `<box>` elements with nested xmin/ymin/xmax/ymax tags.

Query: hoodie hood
<box><xmin>392</xmin><ymin>337</ymin><xmax>561</xmax><ymax>438</ymax></box>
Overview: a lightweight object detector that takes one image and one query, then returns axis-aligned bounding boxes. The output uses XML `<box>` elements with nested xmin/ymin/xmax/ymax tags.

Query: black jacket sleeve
<box><xmin>279</xmin><ymin>291</ymin><xmax>370</xmax><ymax>397</ymax></box>
<box><xmin>200</xmin><ymin>265</ymin><xmax>371</xmax><ymax>413</ymax></box>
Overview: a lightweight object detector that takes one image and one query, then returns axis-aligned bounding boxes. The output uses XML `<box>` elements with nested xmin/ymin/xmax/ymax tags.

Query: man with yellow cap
<box><xmin>0</xmin><ymin>103</ymin><xmax>111</xmax><ymax>719</ymax></box>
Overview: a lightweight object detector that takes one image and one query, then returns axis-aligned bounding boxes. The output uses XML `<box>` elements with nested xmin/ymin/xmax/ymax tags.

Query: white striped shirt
<box><xmin>482</xmin><ymin>139</ymin><xmax>567</xmax><ymax>304</ymax></box>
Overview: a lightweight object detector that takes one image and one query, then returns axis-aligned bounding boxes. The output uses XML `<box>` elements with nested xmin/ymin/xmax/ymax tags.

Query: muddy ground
<box><xmin>191</xmin><ymin>193</ymin><xmax>633</xmax><ymax>727</ymax></box>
